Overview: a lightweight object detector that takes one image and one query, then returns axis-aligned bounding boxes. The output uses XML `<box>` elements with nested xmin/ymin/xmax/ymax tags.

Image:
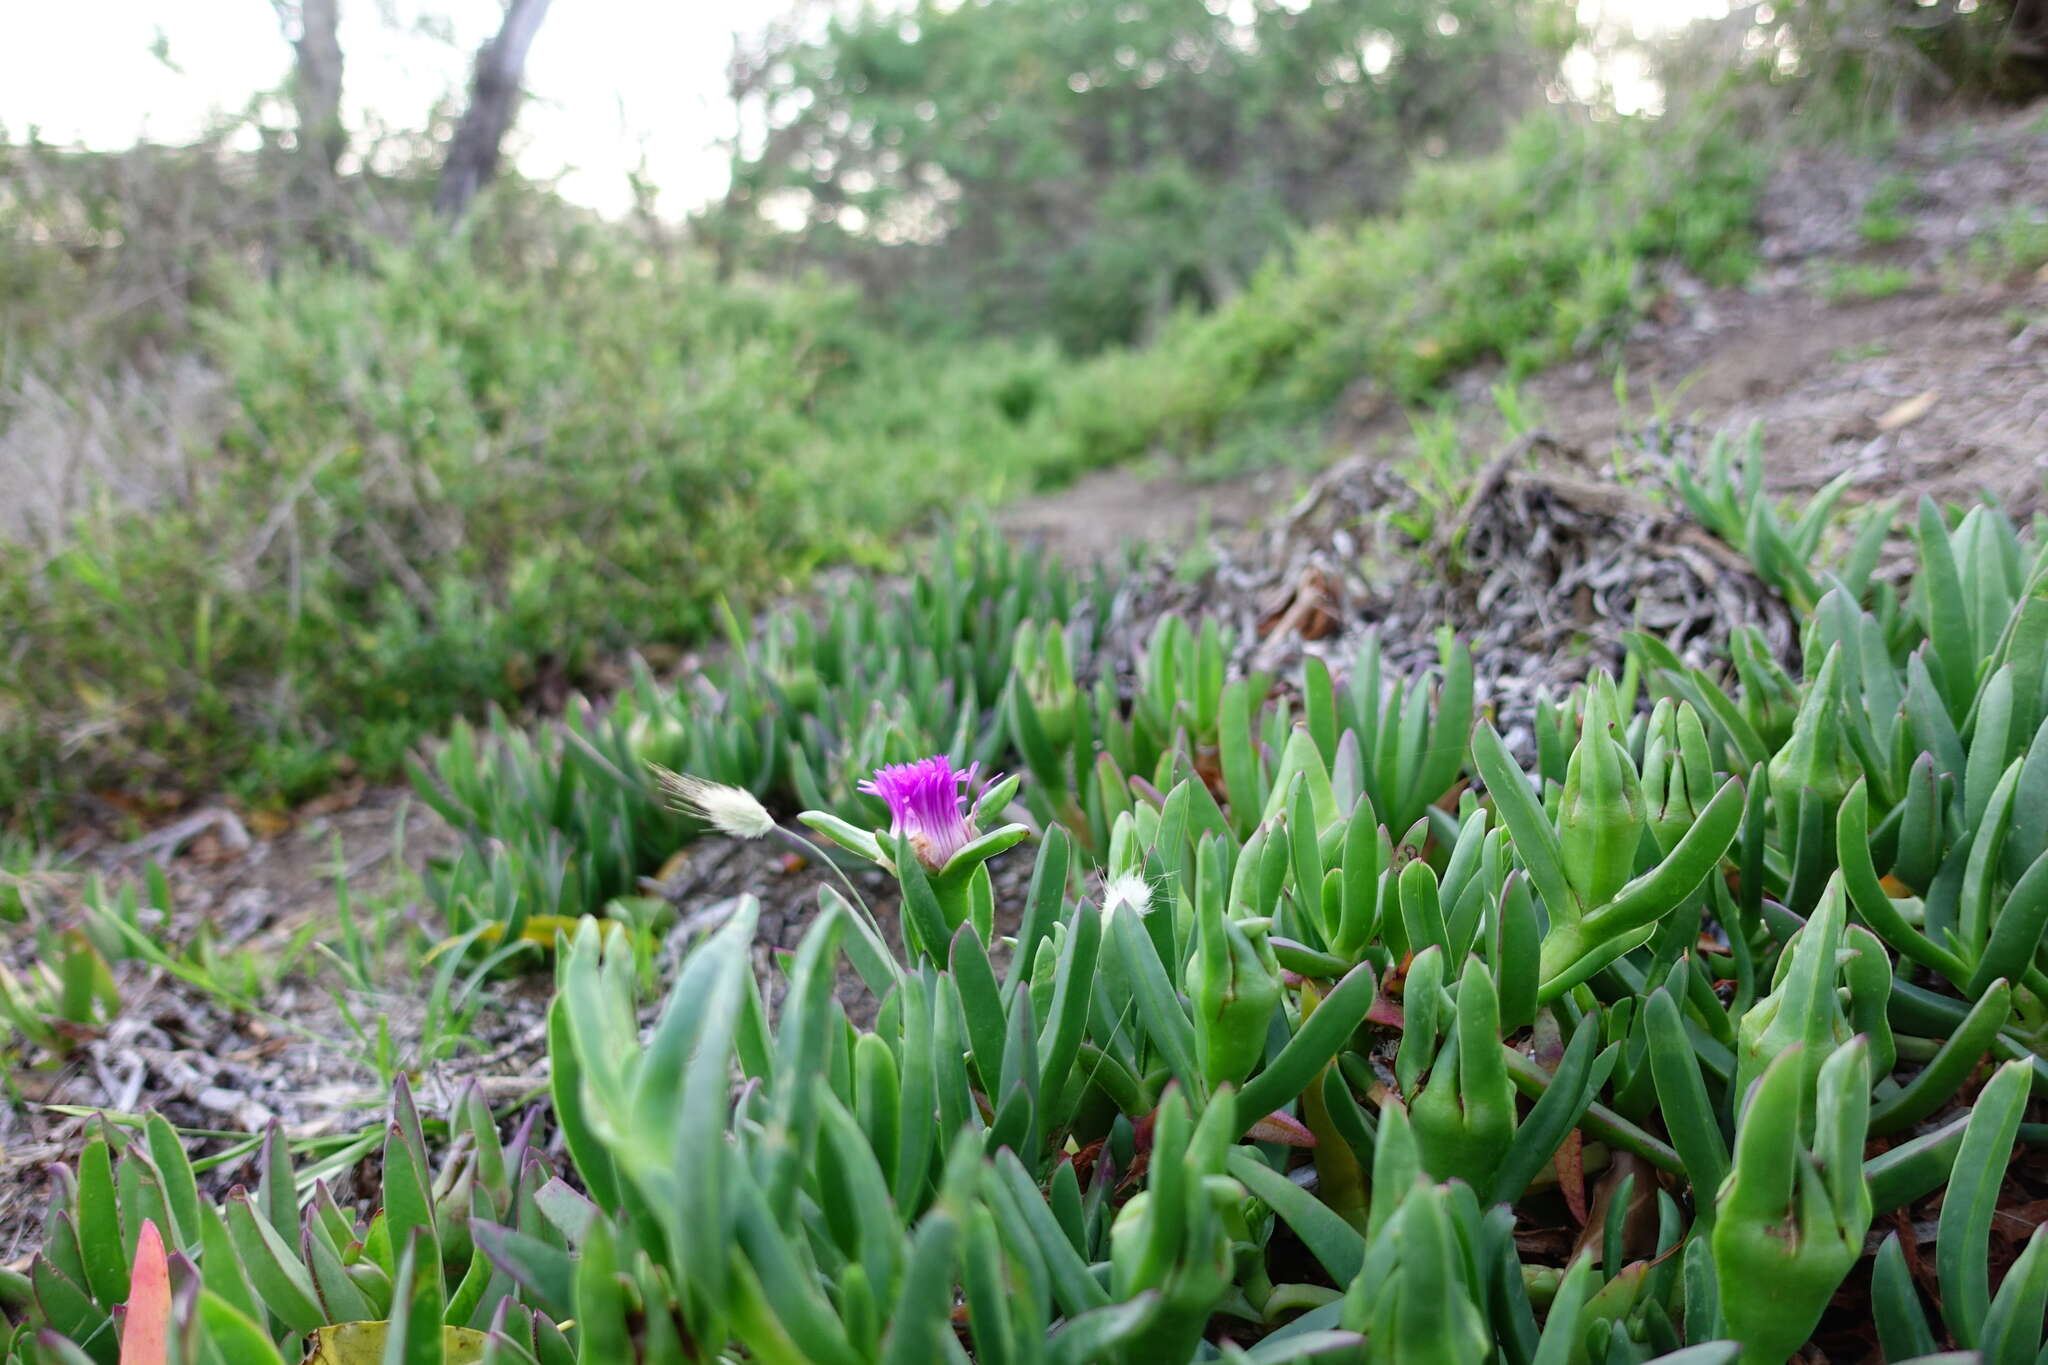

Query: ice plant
<box><xmin>799</xmin><ymin>754</ymin><xmax>1030</xmax><ymax>959</ymax></box>
<box><xmin>1472</xmin><ymin>679</ymin><xmax>1746</xmax><ymax>1002</ymax></box>
<box><xmin>36</xmin><ymin>503</ymin><xmax>2048</xmax><ymax>1364</ymax></box>
<box><xmin>1713</xmin><ymin>1038</ymin><xmax>1873</xmax><ymax>1365</ymax></box>
<box><xmin>1186</xmin><ymin>884</ymin><xmax>1280</xmax><ymax>1092</ymax></box>
<box><xmin>859</xmin><ymin>756</ymin><xmax>987</xmax><ymax>870</ymax></box>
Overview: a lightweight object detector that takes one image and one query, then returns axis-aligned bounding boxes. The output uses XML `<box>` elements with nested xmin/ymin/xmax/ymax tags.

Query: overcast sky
<box><xmin>2</xmin><ymin>0</ymin><xmax>1731</xmax><ymax>218</ymax></box>
<box><xmin>0</xmin><ymin>1</ymin><xmax>780</xmax><ymax>217</ymax></box>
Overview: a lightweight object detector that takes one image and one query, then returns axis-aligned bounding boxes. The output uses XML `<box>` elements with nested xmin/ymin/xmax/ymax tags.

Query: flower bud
<box><xmin>1712</xmin><ymin>1039</ymin><xmax>1872</xmax><ymax>1365</ymax></box>
<box><xmin>1641</xmin><ymin>699</ymin><xmax>1713</xmax><ymax>857</ymax></box>
<box><xmin>774</xmin><ymin>662</ymin><xmax>822</xmax><ymax>714</ymax></box>
<box><xmin>1408</xmin><ymin>957</ymin><xmax>1515</xmax><ymax>1191</ymax></box>
<box><xmin>1188</xmin><ymin>896</ymin><xmax>1283</xmax><ymax>1093</ymax></box>
<box><xmin>1766</xmin><ymin>644</ymin><xmax>1857</xmax><ymax>846</ymax></box>
<box><xmin>1735</xmin><ymin>877</ymin><xmax>1851</xmax><ymax>1137</ymax></box>
<box><xmin>1011</xmin><ymin>622</ymin><xmax>1077</xmax><ymax>751</ymax></box>
<box><xmin>623</xmin><ymin>710</ymin><xmax>687</xmax><ymax>767</ymax></box>
<box><xmin>1556</xmin><ymin>678</ymin><xmax>1646</xmax><ymax>912</ymax></box>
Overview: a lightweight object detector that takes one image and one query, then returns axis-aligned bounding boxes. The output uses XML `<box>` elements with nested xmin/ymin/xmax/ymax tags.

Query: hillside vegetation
<box><xmin>2</xmin><ymin>96</ymin><xmax>1762</xmax><ymax>821</ymax></box>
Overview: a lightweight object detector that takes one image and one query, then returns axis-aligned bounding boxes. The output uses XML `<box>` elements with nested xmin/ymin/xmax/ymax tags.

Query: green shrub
<box><xmin>0</xmin><ymin>228</ymin><xmax>1065</xmax><ymax>814</ymax></box>
<box><xmin>1041</xmin><ymin>109</ymin><xmax>1765</xmax><ymax>478</ymax></box>
<box><xmin>720</xmin><ymin>0</ymin><xmax>1574</xmax><ymax>353</ymax></box>
<box><xmin>1858</xmin><ymin>173</ymin><xmax>1919</xmax><ymax>245</ymax></box>
<box><xmin>1819</xmin><ymin>259</ymin><xmax>1917</xmax><ymax>302</ymax></box>
<box><xmin>1968</xmin><ymin>203</ymin><xmax>2048</xmax><ymax>278</ymax></box>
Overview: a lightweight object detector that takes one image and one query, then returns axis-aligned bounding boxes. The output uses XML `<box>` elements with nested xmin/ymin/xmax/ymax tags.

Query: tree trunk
<box><xmin>289</xmin><ymin>0</ymin><xmax>345</xmax><ymax>177</ymax></box>
<box><xmin>271</xmin><ymin>0</ymin><xmax>345</xmax><ymax>261</ymax></box>
<box><xmin>434</xmin><ymin>0</ymin><xmax>555</xmax><ymax>220</ymax></box>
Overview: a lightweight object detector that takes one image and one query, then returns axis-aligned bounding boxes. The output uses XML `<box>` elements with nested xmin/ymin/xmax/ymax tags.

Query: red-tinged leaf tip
<box><xmin>119</xmin><ymin>1219</ymin><xmax>171</xmax><ymax>1365</ymax></box>
<box><xmin>1366</xmin><ymin>996</ymin><xmax>1406</xmax><ymax>1030</ymax></box>
<box><xmin>1246</xmin><ymin>1109</ymin><xmax>1318</xmax><ymax>1147</ymax></box>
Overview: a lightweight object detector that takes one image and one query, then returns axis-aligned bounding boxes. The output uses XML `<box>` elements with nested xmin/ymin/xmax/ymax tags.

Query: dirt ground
<box><xmin>1527</xmin><ymin>104</ymin><xmax>2048</xmax><ymax>503</ymax></box>
<box><xmin>5</xmin><ymin>102</ymin><xmax>2046</xmax><ymax>1260</ymax></box>
<box><xmin>1002</xmin><ymin>102</ymin><xmax>2048</xmax><ymax>559</ymax></box>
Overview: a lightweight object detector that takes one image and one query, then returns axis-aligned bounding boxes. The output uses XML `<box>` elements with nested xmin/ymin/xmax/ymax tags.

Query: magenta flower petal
<box><xmin>859</xmin><ymin>756</ymin><xmax>992</xmax><ymax>870</ymax></box>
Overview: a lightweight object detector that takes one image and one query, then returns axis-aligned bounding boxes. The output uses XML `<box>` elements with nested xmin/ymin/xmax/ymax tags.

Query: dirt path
<box><xmin>1002</xmin><ymin>102</ymin><xmax>2048</xmax><ymax>558</ymax></box>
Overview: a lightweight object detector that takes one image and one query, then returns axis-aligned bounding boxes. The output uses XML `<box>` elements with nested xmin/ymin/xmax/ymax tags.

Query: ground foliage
<box><xmin>9</xmin><ymin>440</ymin><xmax>2046</xmax><ymax>1363</ymax></box>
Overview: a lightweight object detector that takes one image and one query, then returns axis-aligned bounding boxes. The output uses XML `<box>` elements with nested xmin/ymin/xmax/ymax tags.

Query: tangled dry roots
<box><xmin>1093</xmin><ymin>429</ymin><xmax>1801</xmax><ymax>757</ymax></box>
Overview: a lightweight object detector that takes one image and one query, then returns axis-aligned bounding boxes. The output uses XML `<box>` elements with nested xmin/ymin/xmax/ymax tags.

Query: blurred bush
<box><xmin>0</xmin><ymin>159</ymin><xmax>1064</xmax><ymax>814</ymax></box>
<box><xmin>1044</xmin><ymin>112</ymin><xmax>1767</xmax><ymax>477</ymax></box>
<box><xmin>0</xmin><ymin>94</ymin><xmax>1764</xmax><ymax>821</ymax></box>
<box><xmin>1776</xmin><ymin>0</ymin><xmax>2047</xmax><ymax>115</ymax></box>
<box><xmin>1660</xmin><ymin>0</ymin><xmax>2048</xmax><ymax>134</ymax></box>
<box><xmin>717</xmin><ymin>0</ymin><xmax>1579</xmax><ymax>353</ymax></box>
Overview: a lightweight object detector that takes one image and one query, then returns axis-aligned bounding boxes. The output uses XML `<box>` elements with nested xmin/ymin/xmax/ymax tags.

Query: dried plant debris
<box><xmin>1093</xmin><ymin>429</ymin><xmax>1800</xmax><ymax>760</ymax></box>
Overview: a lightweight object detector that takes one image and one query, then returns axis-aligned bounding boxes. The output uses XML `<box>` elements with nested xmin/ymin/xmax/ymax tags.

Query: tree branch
<box><xmin>433</xmin><ymin>0</ymin><xmax>555</xmax><ymax>220</ymax></box>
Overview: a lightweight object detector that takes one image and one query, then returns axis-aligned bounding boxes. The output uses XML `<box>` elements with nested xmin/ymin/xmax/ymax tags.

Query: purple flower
<box><xmin>860</xmin><ymin>756</ymin><xmax>992</xmax><ymax>870</ymax></box>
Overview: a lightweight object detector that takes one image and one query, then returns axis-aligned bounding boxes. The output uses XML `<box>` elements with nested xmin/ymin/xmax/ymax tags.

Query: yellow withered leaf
<box><xmin>1875</xmin><ymin>388</ymin><xmax>1938</xmax><ymax>431</ymax></box>
<box><xmin>476</xmin><ymin>914</ymin><xmax>595</xmax><ymax>948</ymax></box>
<box><xmin>246</xmin><ymin>809</ymin><xmax>294</xmax><ymax>839</ymax></box>
<box><xmin>301</xmin><ymin>1323</ymin><xmax>488</xmax><ymax>1364</ymax></box>
<box><xmin>424</xmin><ymin>915</ymin><xmax>623</xmax><ymax>966</ymax></box>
